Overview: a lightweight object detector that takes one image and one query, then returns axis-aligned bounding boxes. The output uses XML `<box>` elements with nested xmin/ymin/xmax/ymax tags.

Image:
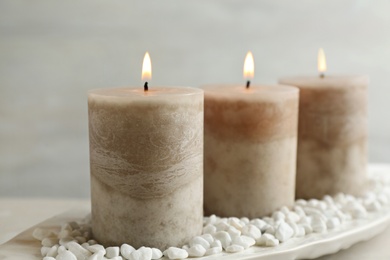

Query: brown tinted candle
<box><xmin>88</xmin><ymin>86</ymin><xmax>204</xmax><ymax>249</ymax></box>
<box><xmin>279</xmin><ymin>75</ymin><xmax>368</xmax><ymax>199</ymax></box>
<box><xmin>201</xmin><ymin>84</ymin><xmax>299</xmax><ymax>218</ymax></box>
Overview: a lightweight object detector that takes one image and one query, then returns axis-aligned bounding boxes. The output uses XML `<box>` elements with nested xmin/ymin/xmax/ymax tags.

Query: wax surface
<box><xmin>88</xmin><ymin>86</ymin><xmax>204</xmax><ymax>249</ymax></box>
<box><xmin>279</xmin><ymin>75</ymin><xmax>369</xmax><ymax>199</ymax></box>
<box><xmin>202</xmin><ymin>84</ymin><xmax>299</xmax><ymax>218</ymax></box>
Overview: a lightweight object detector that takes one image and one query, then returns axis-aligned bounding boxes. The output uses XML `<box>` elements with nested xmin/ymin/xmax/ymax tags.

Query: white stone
<box><xmin>67</xmin><ymin>241</ymin><xmax>92</xmax><ymax>259</ymax></box>
<box><xmin>232</xmin><ymin>235</ymin><xmax>255</xmax><ymax>249</ymax></box>
<box><xmin>210</xmin><ymin>239</ymin><xmax>222</xmax><ymax>248</ymax></box>
<box><xmin>228</xmin><ymin>217</ymin><xmax>244</xmax><ymax>230</ymax></box>
<box><xmin>241</xmin><ymin>224</ymin><xmax>261</xmax><ymax>240</ymax></box>
<box><xmin>164</xmin><ymin>247</ymin><xmax>188</xmax><ymax>260</ymax></box>
<box><xmin>202</xmin><ymin>224</ymin><xmax>216</xmax><ymax>235</ymax></box>
<box><xmin>213</xmin><ymin>231</ymin><xmax>232</xmax><ymax>249</ymax></box>
<box><xmin>200</xmin><ymin>233</ymin><xmax>214</xmax><ymax>244</ymax></box>
<box><xmin>189</xmin><ymin>236</ymin><xmax>210</xmax><ymax>250</ymax></box>
<box><xmin>215</xmin><ymin>221</ymin><xmax>230</xmax><ymax>232</ymax></box>
<box><xmin>250</xmin><ymin>219</ymin><xmax>267</xmax><ymax>231</ymax></box>
<box><xmin>151</xmin><ymin>248</ymin><xmax>162</xmax><ymax>259</ymax></box>
<box><xmin>88</xmin><ymin>244</ymin><xmax>105</xmax><ymax>254</ymax></box>
<box><xmin>327</xmin><ymin>217</ymin><xmax>341</xmax><ymax>229</ymax></box>
<box><xmin>265</xmin><ymin>238</ymin><xmax>279</xmax><ymax>247</ymax></box>
<box><xmin>226</xmin><ymin>244</ymin><xmax>244</xmax><ymax>253</ymax></box>
<box><xmin>43</xmin><ymin>257</ymin><xmax>56</xmax><ymax>260</ymax></box>
<box><xmin>265</xmin><ymin>225</ymin><xmax>275</xmax><ymax>235</ymax></box>
<box><xmin>227</xmin><ymin>226</ymin><xmax>241</xmax><ymax>238</ymax></box>
<box><xmin>256</xmin><ymin>233</ymin><xmax>275</xmax><ymax>246</ymax></box>
<box><xmin>42</xmin><ymin>237</ymin><xmax>58</xmax><ymax>247</ymax></box>
<box><xmin>311</xmin><ymin>216</ymin><xmax>327</xmax><ymax>233</ymax></box>
<box><xmin>106</xmin><ymin>246</ymin><xmax>120</xmax><ymax>258</ymax></box>
<box><xmin>57</xmin><ymin>250</ymin><xmax>77</xmax><ymax>260</ymax></box>
<box><xmin>120</xmin><ymin>244</ymin><xmax>135</xmax><ymax>259</ymax></box>
<box><xmin>88</xmin><ymin>251</ymin><xmax>105</xmax><ymax>260</ymax></box>
<box><xmin>41</xmin><ymin>246</ymin><xmax>50</xmax><ymax>257</ymax></box>
<box><xmin>275</xmin><ymin>222</ymin><xmax>293</xmax><ymax>242</ymax></box>
<box><xmin>137</xmin><ymin>247</ymin><xmax>153</xmax><ymax>260</ymax></box>
<box><xmin>205</xmin><ymin>247</ymin><xmax>222</xmax><ymax>256</ymax></box>
<box><xmin>187</xmin><ymin>245</ymin><xmax>206</xmax><ymax>257</ymax></box>
<box><xmin>47</xmin><ymin>245</ymin><xmax>59</xmax><ymax>257</ymax></box>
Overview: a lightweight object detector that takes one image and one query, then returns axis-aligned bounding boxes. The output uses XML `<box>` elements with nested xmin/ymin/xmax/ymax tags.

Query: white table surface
<box><xmin>0</xmin><ymin>198</ymin><xmax>389</xmax><ymax>260</ymax></box>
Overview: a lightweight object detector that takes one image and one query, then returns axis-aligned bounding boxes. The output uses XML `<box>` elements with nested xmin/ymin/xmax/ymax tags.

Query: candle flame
<box><xmin>243</xmin><ymin>51</ymin><xmax>254</xmax><ymax>80</ymax></box>
<box><xmin>318</xmin><ymin>48</ymin><xmax>327</xmax><ymax>75</ymax></box>
<box><xmin>142</xmin><ymin>52</ymin><xmax>152</xmax><ymax>81</ymax></box>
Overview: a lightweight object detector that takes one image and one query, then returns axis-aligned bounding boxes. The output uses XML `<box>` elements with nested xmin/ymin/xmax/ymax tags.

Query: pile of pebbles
<box><xmin>34</xmin><ymin>175</ymin><xmax>390</xmax><ymax>260</ymax></box>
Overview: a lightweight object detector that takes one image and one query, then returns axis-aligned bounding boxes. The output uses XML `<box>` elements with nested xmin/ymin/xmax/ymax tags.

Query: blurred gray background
<box><xmin>1</xmin><ymin>0</ymin><xmax>389</xmax><ymax>198</ymax></box>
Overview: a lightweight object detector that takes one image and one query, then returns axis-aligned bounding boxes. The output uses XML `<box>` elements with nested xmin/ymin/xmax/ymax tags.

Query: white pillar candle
<box><xmin>88</xmin><ymin>53</ymin><xmax>204</xmax><ymax>249</ymax></box>
<box><xmin>202</xmin><ymin>52</ymin><xmax>299</xmax><ymax>218</ymax></box>
<box><xmin>279</xmin><ymin>49</ymin><xmax>368</xmax><ymax>199</ymax></box>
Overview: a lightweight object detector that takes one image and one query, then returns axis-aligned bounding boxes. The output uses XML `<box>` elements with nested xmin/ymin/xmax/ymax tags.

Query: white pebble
<box><xmin>58</xmin><ymin>246</ymin><xmax>67</xmax><ymax>254</ymax></box>
<box><xmin>88</xmin><ymin>244</ymin><xmax>105</xmax><ymax>254</ymax></box>
<box><xmin>311</xmin><ymin>216</ymin><xmax>327</xmax><ymax>233</ymax></box>
<box><xmin>200</xmin><ymin>233</ymin><xmax>214</xmax><ymax>244</ymax></box>
<box><xmin>57</xmin><ymin>250</ymin><xmax>77</xmax><ymax>260</ymax></box>
<box><xmin>265</xmin><ymin>238</ymin><xmax>279</xmax><ymax>247</ymax></box>
<box><xmin>256</xmin><ymin>233</ymin><xmax>275</xmax><ymax>246</ymax></box>
<box><xmin>240</xmin><ymin>217</ymin><xmax>250</xmax><ymax>224</ymax></box>
<box><xmin>366</xmin><ymin>201</ymin><xmax>382</xmax><ymax>211</ymax></box>
<box><xmin>189</xmin><ymin>236</ymin><xmax>210</xmax><ymax>250</ymax></box>
<box><xmin>232</xmin><ymin>235</ymin><xmax>255</xmax><ymax>249</ymax></box>
<box><xmin>47</xmin><ymin>245</ymin><xmax>59</xmax><ymax>257</ymax></box>
<box><xmin>210</xmin><ymin>240</ymin><xmax>222</xmax><ymax>248</ymax></box>
<box><xmin>225</xmin><ymin>244</ymin><xmax>244</xmax><ymax>253</ymax></box>
<box><xmin>202</xmin><ymin>224</ymin><xmax>216</xmax><ymax>235</ymax></box>
<box><xmin>59</xmin><ymin>237</ymin><xmax>75</xmax><ymax>246</ymax></box>
<box><xmin>265</xmin><ymin>225</ymin><xmax>275</xmax><ymax>235</ymax></box>
<box><xmin>120</xmin><ymin>244</ymin><xmax>135</xmax><ymax>259</ymax></box>
<box><xmin>41</xmin><ymin>246</ymin><xmax>50</xmax><ymax>257</ymax></box>
<box><xmin>227</xmin><ymin>226</ymin><xmax>241</xmax><ymax>238</ymax></box>
<box><xmin>215</xmin><ymin>221</ymin><xmax>230</xmax><ymax>232</ymax></box>
<box><xmin>205</xmin><ymin>246</ymin><xmax>222</xmax><ymax>256</ymax></box>
<box><xmin>137</xmin><ymin>247</ymin><xmax>153</xmax><ymax>260</ymax></box>
<box><xmin>275</xmin><ymin>222</ymin><xmax>293</xmax><ymax>242</ymax></box>
<box><xmin>151</xmin><ymin>248</ymin><xmax>162</xmax><ymax>259</ymax></box>
<box><xmin>187</xmin><ymin>244</ymin><xmax>206</xmax><ymax>257</ymax></box>
<box><xmin>42</xmin><ymin>237</ymin><xmax>58</xmax><ymax>247</ymax></box>
<box><xmin>67</xmin><ymin>241</ymin><xmax>92</xmax><ymax>259</ymax></box>
<box><xmin>164</xmin><ymin>247</ymin><xmax>188</xmax><ymax>260</ymax></box>
<box><xmin>228</xmin><ymin>217</ymin><xmax>244</xmax><ymax>230</ymax></box>
<box><xmin>327</xmin><ymin>217</ymin><xmax>341</xmax><ymax>229</ymax></box>
<box><xmin>43</xmin><ymin>257</ymin><xmax>56</xmax><ymax>260</ymax></box>
<box><xmin>241</xmin><ymin>224</ymin><xmax>261</xmax><ymax>240</ymax></box>
<box><xmin>88</xmin><ymin>251</ymin><xmax>104</xmax><ymax>260</ymax></box>
<box><xmin>213</xmin><ymin>231</ymin><xmax>231</xmax><ymax>249</ymax></box>
<box><xmin>250</xmin><ymin>219</ymin><xmax>267</xmax><ymax>231</ymax></box>
<box><xmin>106</xmin><ymin>246</ymin><xmax>120</xmax><ymax>258</ymax></box>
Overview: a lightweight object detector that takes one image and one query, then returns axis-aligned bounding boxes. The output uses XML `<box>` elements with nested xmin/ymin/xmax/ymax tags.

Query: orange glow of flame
<box><xmin>142</xmin><ymin>52</ymin><xmax>152</xmax><ymax>81</ymax></box>
<box><xmin>318</xmin><ymin>48</ymin><xmax>327</xmax><ymax>74</ymax></box>
<box><xmin>243</xmin><ymin>51</ymin><xmax>254</xmax><ymax>80</ymax></box>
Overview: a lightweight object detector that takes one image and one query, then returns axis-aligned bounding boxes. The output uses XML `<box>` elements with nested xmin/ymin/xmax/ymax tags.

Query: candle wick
<box><xmin>319</xmin><ymin>73</ymin><xmax>325</xmax><ymax>78</ymax></box>
<box><xmin>246</xmin><ymin>80</ymin><xmax>250</xmax><ymax>89</ymax></box>
<box><xmin>144</xmin><ymin>82</ymin><xmax>149</xmax><ymax>91</ymax></box>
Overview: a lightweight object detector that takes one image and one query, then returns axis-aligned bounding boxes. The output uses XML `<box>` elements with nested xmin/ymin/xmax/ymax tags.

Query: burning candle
<box><xmin>279</xmin><ymin>49</ymin><xmax>369</xmax><ymax>199</ymax></box>
<box><xmin>88</xmin><ymin>53</ymin><xmax>204</xmax><ymax>249</ymax></box>
<box><xmin>202</xmin><ymin>52</ymin><xmax>299</xmax><ymax>218</ymax></box>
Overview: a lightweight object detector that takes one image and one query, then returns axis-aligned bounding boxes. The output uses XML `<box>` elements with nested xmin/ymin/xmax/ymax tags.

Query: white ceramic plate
<box><xmin>1</xmin><ymin>164</ymin><xmax>390</xmax><ymax>260</ymax></box>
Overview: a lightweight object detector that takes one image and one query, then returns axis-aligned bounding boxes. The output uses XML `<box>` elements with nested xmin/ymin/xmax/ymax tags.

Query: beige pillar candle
<box><xmin>279</xmin><ymin>49</ymin><xmax>368</xmax><ymax>199</ymax></box>
<box><xmin>202</xmin><ymin>52</ymin><xmax>299</xmax><ymax>218</ymax></box>
<box><xmin>88</xmin><ymin>53</ymin><xmax>204</xmax><ymax>249</ymax></box>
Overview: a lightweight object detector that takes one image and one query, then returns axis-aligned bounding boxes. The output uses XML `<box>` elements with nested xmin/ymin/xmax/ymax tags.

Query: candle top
<box><xmin>89</xmin><ymin>86</ymin><xmax>203</xmax><ymax>99</ymax></box>
<box><xmin>279</xmin><ymin>75</ymin><xmax>369</xmax><ymax>89</ymax></box>
<box><xmin>201</xmin><ymin>84</ymin><xmax>299</xmax><ymax>101</ymax></box>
